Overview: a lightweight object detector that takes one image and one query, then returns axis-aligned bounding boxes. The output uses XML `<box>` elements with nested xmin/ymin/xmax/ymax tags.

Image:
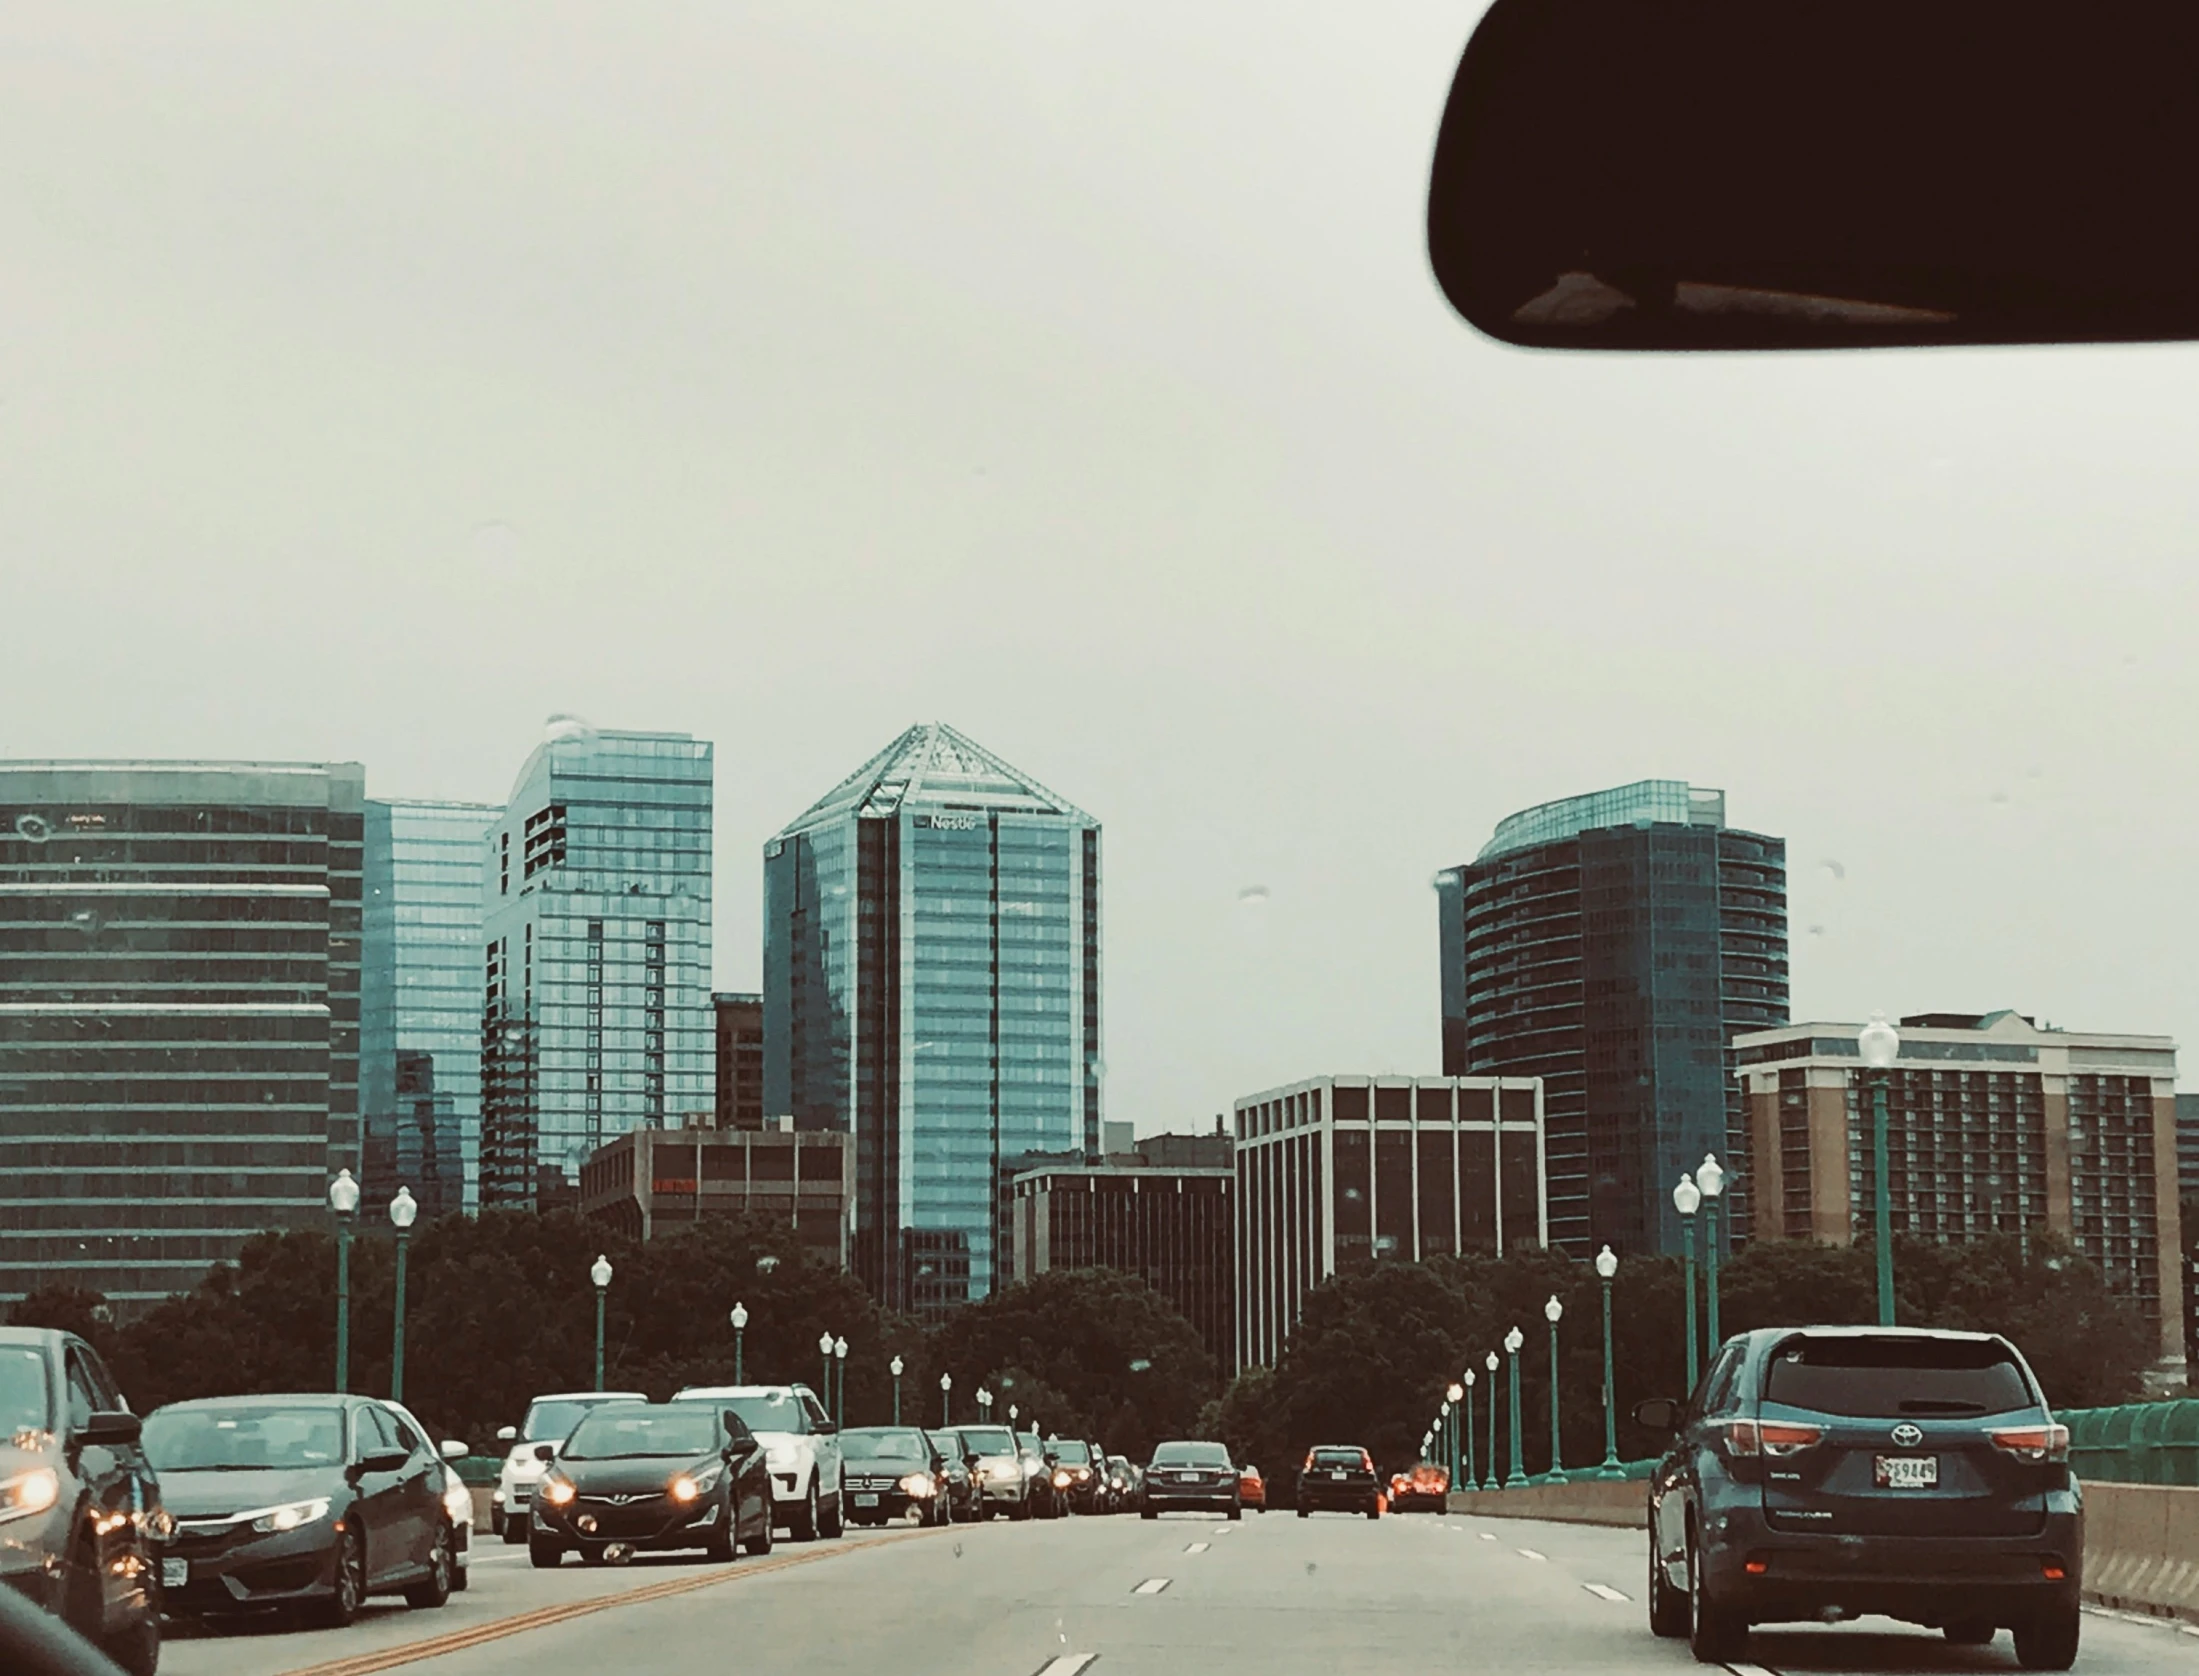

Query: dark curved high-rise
<box><xmin>1438</xmin><ymin>781</ymin><xmax>1787</xmax><ymax>1257</ymax></box>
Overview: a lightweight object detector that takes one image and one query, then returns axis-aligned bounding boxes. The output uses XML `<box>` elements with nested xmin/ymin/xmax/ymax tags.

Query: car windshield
<box><xmin>1763</xmin><ymin>1338</ymin><xmax>2035</xmax><ymax>1417</ymax></box>
<box><xmin>1049</xmin><ymin>1439</ymin><xmax>1091</xmax><ymax>1464</ymax></box>
<box><xmin>524</xmin><ymin>1398</ymin><xmax>617</xmax><ymax>1443</ymax></box>
<box><xmin>1151</xmin><ymin>1443</ymin><xmax>1231</xmax><ymax>1468</ymax></box>
<box><xmin>691</xmin><ymin>1392</ymin><xmax>808</xmax><ymax>1436</ymax></box>
<box><xmin>563</xmin><ymin>1407</ymin><xmax>722</xmax><ymax>1461</ymax></box>
<box><xmin>143</xmin><ymin>1406</ymin><xmax>345</xmax><ymax>1471</ymax></box>
<box><xmin>959</xmin><ymin>1426</ymin><xmax>1016</xmax><ymax>1455</ymax></box>
<box><xmin>0</xmin><ymin>1348</ymin><xmax>50</xmax><ymax>1437</ymax></box>
<box><xmin>842</xmin><ymin>1428</ymin><xmax>929</xmax><ymax>1461</ymax></box>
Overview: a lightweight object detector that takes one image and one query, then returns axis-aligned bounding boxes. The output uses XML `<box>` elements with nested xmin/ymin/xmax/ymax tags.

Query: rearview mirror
<box><xmin>496</xmin><ymin>1425</ymin><xmax>518</xmax><ymax>1444</ymax></box>
<box><xmin>439</xmin><ymin>1439</ymin><xmax>468</xmax><ymax>1462</ymax></box>
<box><xmin>1632</xmin><ymin>1398</ymin><xmax>1681</xmax><ymax>1434</ymax></box>
<box><xmin>532</xmin><ymin>1442</ymin><xmax>558</xmax><ymax>1463</ymax></box>
<box><xmin>354</xmin><ymin>1449</ymin><xmax>412</xmax><ymax>1477</ymax></box>
<box><xmin>1428</xmin><ymin>0</ymin><xmax>2199</xmax><ymax>349</ymax></box>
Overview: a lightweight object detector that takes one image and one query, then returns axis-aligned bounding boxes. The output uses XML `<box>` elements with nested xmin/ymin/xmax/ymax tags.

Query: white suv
<box><xmin>490</xmin><ymin>1389</ymin><xmax>647</xmax><ymax>1542</ymax></box>
<box><xmin>674</xmin><ymin>1384</ymin><xmax>842</xmax><ymax>1540</ymax></box>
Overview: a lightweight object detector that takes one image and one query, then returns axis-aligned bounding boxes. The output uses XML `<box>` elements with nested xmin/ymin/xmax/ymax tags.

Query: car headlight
<box><xmin>248</xmin><ymin>1498</ymin><xmax>331</xmax><ymax>1534</ymax></box>
<box><xmin>986</xmin><ymin>1461</ymin><xmax>1019</xmax><ymax>1483</ymax></box>
<box><xmin>1022</xmin><ymin>1458</ymin><xmax>1044</xmax><ymax>1478</ymax></box>
<box><xmin>0</xmin><ymin>1468</ymin><xmax>60</xmax><ymax>1524</ymax></box>
<box><xmin>444</xmin><ymin>1479</ymin><xmax>472</xmax><ymax>1522</ymax></box>
<box><xmin>899</xmin><ymin>1473</ymin><xmax>936</xmax><ymax>1497</ymax></box>
<box><xmin>541</xmin><ymin>1475</ymin><xmax>576</xmax><ymax>1506</ymax></box>
<box><xmin>1052</xmin><ymin>1469</ymin><xmax>1071</xmax><ymax>1488</ymax></box>
<box><xmin>669</xmin><ymin>1465</ymin><xmax>722</xmax><ymax>1504</ymax></box>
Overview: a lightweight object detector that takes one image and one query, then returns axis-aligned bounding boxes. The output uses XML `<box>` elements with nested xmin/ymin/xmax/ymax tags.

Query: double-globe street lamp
<box><xmin>730</xmin><ymin>1301</ymin><xmax>749</xmax><ymax>1385</ymax></box>
<box><xmin>1502</xmin><ymin>1326</ymin><xmax>1528</xmax><ymax>1489</ymax></box>
<box><xmin>1482</xmin><ymin>1351</ymin><xmax>1500</xmax><ymax>1490</ymax></box>
<box><xmin>328</xmin><ymin>1169</ymin><xmax>360</xmax><ymax>1392</ymax></box>
<box><xmin>1674</xmin><ymin>1172</ymin><xmax>1701</xmax><ymax>1390</ymax></box>
<box><xmin>1698</xmin><ymin>1153</ymin><xmax>1727</xmax><ymax>1353</ymax></box>
<box><xmin>389</xmin><ymin>1187</ymin><xmax>418</xmax><ymax>1403</ymax></box>
<box><xmin>890</xmin><ymin>1355</ymin><xmax>905</xmax><ymax>1426</ymax></box>
<box><xmin>1439</xmin><ymin>1394</ymin><xmax>1452</xmax><ymax>1477</ymax></box>
<box><xmin>1461</xmin><ymin>1368</ymin><xmax>1477</xmax><ymax>1491</ymax></box>
<box><xmin>1445</xmin><ymin>1381</ymin><xmax>1464</xmax><ymax>1485</ymax></box>
<box><xmin>1859</xmin><ymin>1011</ymin><xmax>1902</xmax><ymax>1325</ymax></box>
<box><xmin>591</xmin><ymin>1254</ymin><xmax>614</xmax><ymax>1391</ymax></box>
<box><xmin>834</xmin><ymin>1336</ymin><xmax>848</xmax><ymax>1424</ymax></box>
<box><xmin>939</xmin><ymin>1370</ymin><xmax>953</xmax><ymax>1427</ymax></box>
<box><xmin>1543</xmin><ymin>1294</ymin><xmax>1565</xmax><ymax>1484</ymax></box>
<box><xmin>1594</xmin><ymin>1245</ymin><xmax>1622</xmax><ymax>1478</ymax></box>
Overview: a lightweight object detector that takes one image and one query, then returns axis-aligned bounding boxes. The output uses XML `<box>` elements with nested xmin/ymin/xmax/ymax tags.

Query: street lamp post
<box><xmin>1440</xmin><ymin>1396</ymin><xmax>1453</xmax><ymax>1478</ymax></box>
<box><xmin>939</xmin><ymin>1371</ymin><xmax>952</xmax><ymax>1428</ymax></box>
<box><xmin>1595</xmin><ymin>1245</ymin><xmax>1622</xmax><ymax>1478</ymax></box>
<box><xmin>976</xmin><ymin>1387</ymin><xmax>993</xmax><ymax>1436</ymax></box>
<box><xmin>388</xmin><ymin>1187</ymin><xmax>417</xmax><ymax>1402</ymax></box>
<box><xmin>1483</xmin><ymin>1352</ymin><xmax>1500</xmax><ymax>1490</ymax></box>
<box><xmin>1698</xmin><ymin>1154</ymin><xmax>1726</xmax><ymax>1354</ymax></box>
<box><xmin>1008</xmin><ymin>1403</ymin><xmax>1018</xmax><ymax>1435</ymax></box>
<box><xmin>1674</xmin><ymin>1173</ymin><xmax>1702</xmax><ymax>1390</ymax></box>
<box><xmin>1859</xmin><ymin>1012</ymin><xmax>1902</xmax><ymax>1326</ymax></box>
<box><xmin>1462</xmin><ymin>1368</ymin><xmax>1477</xmax><ymax>1491</ymax></box>
<box><xmin>1543</xmin><ymin>1295</ymin><xmax>1566</xmax><ymax>1484</ymax></box>
<box><xmin>1503</xmin><ymin>1326</ymin><xmax>1528</xmax><ymax>1489</ymax></box>
<box><xmin>590</xmin><ymin>1254</ymin><xmax>613</xmax><ymax>1392</ymax></box>
<box><xmin>833</xmin><ymin>1336</ymin><xmax>848</xmax><ymax>1424</ymax></box>
<box><xmin>1446</xmin><ymin>1382</ymin><xmax>1464</xmax><ymax>1485</ymax></box>
<box><xmin>328</xmin><ymin>1170</ymin><xmax>359</xmax><ymax>1393</ymax></box>
<box><xmin>819</xmin><ymin>1331</ymin><xmax>834</xmax><ymax>1403</ymax></box>
<box><xmin>731</xmin><ymin>1302</ymin><xmax>748</xmax><ymax>1385</ymax></box>
<box><xmin>890</xmin><ymin>1355</ymin><xmax>905</xmax><ymax>1426</ymax></box>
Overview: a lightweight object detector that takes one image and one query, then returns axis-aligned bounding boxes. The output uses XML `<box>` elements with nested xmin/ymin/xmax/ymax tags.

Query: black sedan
<box><xmin>838</xmin><ymin>1428</ymin><xmax>949</xmax><ymax>1526</ymax></box>
<box><xmin>1139</xmin><ymin>1440</ymin><xmax>1241</xmax><ymax>1519</ymax></box>
<box><xmin>530</xmin><ymin>1402</ymin><xmax>773</xmax><ymax>1565</ymax></box>
<box><xmin>145</xmin><ymin>1394</ymin><xmax>453</xmax><ymax>1627</ymax></box>
<box><xmin>1295</xmin><ymin>1445</ymin><xmax>1383</xmax><ymax>1518</ymax></box>
<box><xmin>0</xmin><ymin>1327</ymin><xmax>162</xmax><ymax>1676</ymax></box>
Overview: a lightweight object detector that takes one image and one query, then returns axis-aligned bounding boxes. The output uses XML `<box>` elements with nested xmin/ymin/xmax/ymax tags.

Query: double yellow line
<box><xmin>279</xmin><ymin>1527</ymin><xmax>932</xmax><ymax>1676</ymax></box>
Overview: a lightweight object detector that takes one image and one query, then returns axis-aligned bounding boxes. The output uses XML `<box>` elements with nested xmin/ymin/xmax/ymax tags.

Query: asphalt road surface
<box><xmin>159</xmin><ymin>1511</ymin><xmax>2199</xmax><ymax>1676</ymax></box>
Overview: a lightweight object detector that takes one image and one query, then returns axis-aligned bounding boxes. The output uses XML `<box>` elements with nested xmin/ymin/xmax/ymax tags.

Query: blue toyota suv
<box><xmin>1636</xmin><ymin>1326</ymin><xmax>2081</xmax><ymax>1670</ymax></box>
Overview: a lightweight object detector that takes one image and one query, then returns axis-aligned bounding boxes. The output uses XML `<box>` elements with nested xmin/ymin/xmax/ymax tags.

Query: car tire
<box><xmin>1297</xmin><ymin>1506</ymin><xmax>1309</xmax><ymax>1519</ymax></box>
<box><xmin>1229</xmin><ymin>1504</ymin><xmax>1243</xmax><ymax>1521</ymax></box>
<box><xmin>2013</xmin><ymin>1605</ymin><xmax>2080</xmax><ymax>1671</ymax></box>
<box><xmin>403</xmin><ymin>1526</ymin><xmax>453</xmax><ymax>1609</ymax></box>
<box><xmin>745</xmin><ymin>1507</ymin><xmax>774</xmax><ymax>1558</ymax></box>
<box><xmin>489</xmin><ymin>1506</ymin><xmax>504</xmax><ymax>1539</ymax></box>
<box><xmin>1944</xmin><ymin>1620</ymin><xmax>1995</xmax><ymax>1646</ymax></box>
<box><xmin>1686</xmin><ymin>1530</ymin><xmax>1746</xmax><ymax>1664</ymax></box>
<box><xmin>1141</xmin><ymin>1504</ymin><xmax>1157</xmax><ymax>1520</ymax></box>
<box><xmin>451</xmin><ymin>1560</ymin><xmax>469</xmax><ymax>1594</ymax></box>
<box><xmin>1366</xmin><ymin>1499</ymin><xmax>1381</xmax><ymax>1521</ymax></box>
<box><xmin>101</xmin><ymin>1611</ymin><xmax>160</xmax><ymax>1676</ymax></box>
<box><xmin>790</xmin><ymin>1478</ymin><xmax>820</xmax><ymax>1542</ymax></box>
<box><xmin>819</xmin><ymin>1476</ymin><xmax>845</xmax><ymax>1539</ymax></box>
<box><xmin>316</xmin><ymin>1528</ymin><xmax>368</xmax><ymax>1628</ymax></box>
<box><xmin>502</xmin><ymin>1512</ymin><xmax>526</xmax><ymax>1546</ymax></box>
<box><xmin>1647</xmin><ymin>1521</ymin><xmax>1689</xmax><ymax>1638</ymax></box>
<box><xmin>528</xmin><ymin>1530</ymin><xmax>563</xmax><ymax>1569</ymax></box>
<box><xmin>704</xmin><ymin>1500</ymin><xmax>738</xmax><ymax>1562</ymax></box>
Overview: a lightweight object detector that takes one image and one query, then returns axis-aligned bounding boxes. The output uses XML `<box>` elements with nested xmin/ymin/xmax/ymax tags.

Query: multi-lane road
<box><xmin>162</xmin><ymin>1512</ymin><xmax>2199</xmax><ymax>1676</ymax></box>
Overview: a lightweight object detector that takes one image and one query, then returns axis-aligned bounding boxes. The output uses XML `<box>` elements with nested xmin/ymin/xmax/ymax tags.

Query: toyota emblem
<box><xmin>1890</xmin><ymin>1423</ymin><xmax>1924</xmax><ymax>1448</ymax></box>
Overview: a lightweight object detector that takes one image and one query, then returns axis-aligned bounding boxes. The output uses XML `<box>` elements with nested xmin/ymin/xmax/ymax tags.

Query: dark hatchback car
<box><xmin>1639</xmin><ymin>1327</ymin><xmax>2081</xmax><ymax>1670</ymax></box>
<box><xmin>0</xmin><ymin>1328</ymin><xmax>162</xmax><ymax>1676</ymax></box>
<box><xmin>838</xmin><ymin>1427</ymin><xmax>948</xmax><ymax>1526</ymax></box>
<box><xmin>146</xmin><ymin>1394</ymin><xmax>453</xmax><ymax>1627</ymax></box>
<box><xmin>1140</xmin><ymin>1441</ymin><xmax>1240</xmax><ymax>1519</ymax></box>
<box><xmin>530</xmin><ymin>1402</ymin><xmax>773</xmax><ymax>1565</ymax></box>
<box><xmin>1296</xmin><ymin>1445</ymin><xmax>1382</xmax><ymax>1518</ymax></box>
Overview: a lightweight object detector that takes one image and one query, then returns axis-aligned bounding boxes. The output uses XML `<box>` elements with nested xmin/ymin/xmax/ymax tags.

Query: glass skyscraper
<box><xmin>479</xmin><ymin>729</ymin><xmax>712</xmax><ymax>1209</ymax></box>
<box><xmin>0</xmin><ymin>761</ymin><xmax>363</xmax><ymax>1310</ymax></box>
<box><xmin>1438</xmin><ymin>780</ymin><xmax>1788</xmax><ymax>1258</ymax></box>
<box><xmin>362</xmin><ymin>799</ymin><xmax>500</xmax><ymax>1216</ymax></box>
<box><xmin>764</xmin><ymin>724</ymin><xmax>1101</xmax><ymax>1317</ymax></box>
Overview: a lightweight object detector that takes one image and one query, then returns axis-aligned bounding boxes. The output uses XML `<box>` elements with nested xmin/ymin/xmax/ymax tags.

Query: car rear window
<box><xmin>1762</xmin><ymin>1337</ymin><xmax>2034</xmax><ymax>1417</ymax></box>
<box><xmin>1151</xmin><ymin>1442</ymin><xmax>1230</xmax><ymax>1468</ymax></box>
<box><xmin>1310</xmin><ymin>1448</ymin><xmax>1367</xmax><ymax>1468</ymax></box>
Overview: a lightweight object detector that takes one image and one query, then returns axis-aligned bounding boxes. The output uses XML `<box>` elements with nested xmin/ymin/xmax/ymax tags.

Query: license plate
<box><xmin>161</xmin><ymin>1558</ymin><xmax>187</xmax><ymax>1589</ymax></box>
<box><xmin>855</xmin><ymin>1493</ymin><xmax>879</xmax><ymax>1507</ymax></box>
<box><xmin>1875</xmin><ymin>1455</ymin><xmax>1938</xmax><ymax>1489</ymax></box>
<box><xmin>1174</xmin><ymin>1472</ymin><xmax>1195</xmax><ymax>1482</ymax></box>
<box><xmin>1329</xmin><ymin>1470</ymin><xmax>1346</xmax><ymax>1479</ymax></box>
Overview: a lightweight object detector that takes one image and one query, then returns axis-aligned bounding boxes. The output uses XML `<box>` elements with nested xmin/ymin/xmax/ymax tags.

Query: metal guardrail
<box><xmin>2062</xmin><ymin>1401</ymin><xmax>2199</xmax><ymax>1486</ymax></box>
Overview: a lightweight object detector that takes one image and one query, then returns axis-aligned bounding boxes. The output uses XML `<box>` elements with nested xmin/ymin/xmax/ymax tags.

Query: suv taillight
<box><xmin>1722</xmin><ymin>1420</ymin><xmax>1823</xmax><ymax>1458</ymax></box>
<box><xmin>1988</xmin><ymin>1424</ymin><xmax>2069</xmax><ymax>1463</ymax></box>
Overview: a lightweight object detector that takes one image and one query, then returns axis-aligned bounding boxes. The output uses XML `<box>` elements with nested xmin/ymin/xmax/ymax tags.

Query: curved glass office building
<box><xmin>1438</xmin><ymin>780</ymin><xmax>1787</xmax><ymax>1256</ymax></box>
<box><xmin>764</xmin><ymin>724</ymin><xmax>1101</xmax><ymax>1318</ymax></box>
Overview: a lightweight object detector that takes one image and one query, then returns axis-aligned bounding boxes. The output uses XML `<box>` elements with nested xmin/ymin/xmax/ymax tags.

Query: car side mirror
<box><xmin>353</xmin><ymin>1449</ymin><xmax>412</xmax><ymax>1477</ymax></box>
<box><xmin>1632</xmin><ymin>1398</ymin><xmax>1681</xmax><ymax>1434</ymax></box>
<box><xmin>79</xmin><ymin>1410</ymin><xmax>141</xmax><ymax>1448</ymax></box>
<box><xmin>496</xmin><ymin>1426</ymin><xmax>518</xmax><ymax>1444</ymax></box>
<box><xmin>439</xmin><ymin>1439</ymin><xmax>468</xmax><ymax>1462</ymax></box>
<box><xmin>532</xmin><ymin>1442</ymin><xmax>558</xmax><ymax>1463</ymax></box>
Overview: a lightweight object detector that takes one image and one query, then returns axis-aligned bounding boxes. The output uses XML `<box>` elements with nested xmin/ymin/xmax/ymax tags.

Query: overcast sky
<box><xmin>6</xmin><ymin>2</ymin><xmax>2194</xmax><ymax>1130</ymax></box>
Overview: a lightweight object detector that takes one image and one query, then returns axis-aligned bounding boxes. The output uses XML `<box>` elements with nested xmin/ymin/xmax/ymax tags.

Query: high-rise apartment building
<box><xmin>0</xmin><ymin>761</ymin><xmax>363</xmax><ymax>1309</ymax></box>
<box><xmin>1737</xmin><ymin>1012</ymin><xmax>2186</xmax><ymax>1369</ymax></box>
<box><xmin>714</xmin><ymin>992</ymin><xmax>764</xmax><ymax>1130</ymax></box>
<box><xmin>362</xmin><ymin>799</ymin><xmax>499</xmax><ymax>1216</ymax></box>
<box><xmin>764</xmin><ymin>723</ymin><xmax>1101</xmax><ymax>1319</ymax></box>
<box><xmin>579</xmin><ymin>1118</ymin><xmax>853</xmax><ymax>1267</ymax></box>
<box><xmin>1439</xmin><ymin>780</ymin><xmax>1787</xmax><ymax>1258</ymax></box>
<box><xmin>480</xmin><ymin>729</ymin><xmax>712</xmax><ymax>1209</ymax></box>
<box><xmin>1232</xmin><ymin>1075</ymin><xmax>1547</xmax><ymax>1371</ymax></box>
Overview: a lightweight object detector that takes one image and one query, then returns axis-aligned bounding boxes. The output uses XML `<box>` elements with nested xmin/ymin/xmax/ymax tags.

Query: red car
<box><xmin>1238</xmin><ymin>1464</ymin><xmax>1267</xmax><ymax>1512</ymax></box>
<box><xmin>1387</xmin><ymin>1462</ymin><xmax>1450</xmax><ymax>1513</ymax></box>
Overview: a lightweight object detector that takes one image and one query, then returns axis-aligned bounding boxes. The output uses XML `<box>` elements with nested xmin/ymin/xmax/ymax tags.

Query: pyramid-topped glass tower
<box><xmin>764</xmin><ymin>725</ymin><xmax>1101</xmax><ymax>1317</ymax></box>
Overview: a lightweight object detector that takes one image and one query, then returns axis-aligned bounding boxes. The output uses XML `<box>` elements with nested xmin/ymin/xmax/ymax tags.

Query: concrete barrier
<box><xmin>1447</xmin><ymin>1477</ymin><xmax>2199</xmax><ymax>1623</ymax></box>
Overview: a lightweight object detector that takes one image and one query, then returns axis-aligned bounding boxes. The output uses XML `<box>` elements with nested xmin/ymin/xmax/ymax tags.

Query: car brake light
<box><xmin>2042</xmin><ymin>1562</ymin><xmax>2066</xmax><ymax>1580</ymax></box>
<box><xmin>1989</xmin><ymin>1425</ymin><xmax>2070</xmax><ymax>1464</ymax></box>
<box><xmin>1722</xmin><ymin>1420</ymin><xmax>1822</xmax><ymax>1458</ymax></box>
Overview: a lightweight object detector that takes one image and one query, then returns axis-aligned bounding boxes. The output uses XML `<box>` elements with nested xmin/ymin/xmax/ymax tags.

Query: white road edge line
<box><xmin>1133</xmin><ymin>1577</ymin><xmax>1172</xmax><ymax>1595</ymax></box>
<box><xmin>1185</xmin><ymin>1541</ymin><xmax>1210</xmax><ymax>1553</ymax></box>
<box><xmin>1582</xmin><ymin>1583</ymin><xmax>1629</xmax><ymax>1602</ymax></box>
<box><xmin>1723</xmin><ymin>1664</ymin><xmax>1779</xmax><ymax>1676</ymax></box>
<box><xmin>1035</xmin><ymin>1656</ymin><xmax>1098</xmax><ymax>1676</ymax></box>
<box><xmin>1516</xmin><ymin>1548</ymin><xmax>1547</xmax><ymax>1561</ymax></box>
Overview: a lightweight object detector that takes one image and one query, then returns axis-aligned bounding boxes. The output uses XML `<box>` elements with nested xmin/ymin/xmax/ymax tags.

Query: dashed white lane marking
<box><xmin>1185</xmin><ymin>1541</ymin><xmax>1210</xmax><ymax>1553</ymax></box>
<box><xmin>1478</xmin><ymin>1532</ymin><xmax>1497</xmax><ymax>1541</ymax></box>
<box><xmin>1516</xmin><ymin>1548</ymin><xmax>1547</xmax><ymax>1561</ymax></box>
<box><xmin>1133</xmin><ymin>1577</ymin><xmax>1172</xmax><ymax>1595</ymax></box>
<box><xmin>1582</xmin><ymin>1583</ymin><xmax>1629</xmax><ymax>1602</ymax></box>
<box><xmin>1034</xmin><ymin>1656</ymin><xmax>1098</xmax><ymax>1675</ymax></box>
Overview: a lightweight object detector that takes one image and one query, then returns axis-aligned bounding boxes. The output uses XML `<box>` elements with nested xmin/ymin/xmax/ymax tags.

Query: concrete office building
<box><xmin>714</xmin><ymin>992</ymin><xmax>765</xmax><ymax>1130</ymax></box>
<box><xmin>1009</xmin><ymin>1133</ymin><xmax>1235</xmax><ymax>1370</ymax></box>
<box><xmin>1232</xmin><ymin>1075</ymin><xmax>1547</xmax><ymax>1371</ymax></box>
<box><xmin>0</xmin><ymin>761</ymin><xmax>363</xmax><ymax>1309</ymax></box>
<box><xmin>1439</xmin><ymin>780</ymin><xmax>1788</xmax><ymax>1257</ymax></box>
<box><xmin>362</xmin><ymin>798</ymin><xmax>499</xmax><ymax>1216</ymax></box>
<box><xmin>1738</xmin><ymin>1012</ymin><xmax>2186</xmax><ymax>1368</ymax></box>
<box><xmin>765</xmin><ymin>723</ymin><xmax>1102</xmax><ymax>1319</ymax></box>
<box><xmin>578</xmin><ymin>1117</ymin><xmax>852</xmax><ymax>1267</ymax></box>
<box><xmin>480</xmin><ymin>728</ymin><xmax>713</xmax><ymax>1209</ymax></box>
